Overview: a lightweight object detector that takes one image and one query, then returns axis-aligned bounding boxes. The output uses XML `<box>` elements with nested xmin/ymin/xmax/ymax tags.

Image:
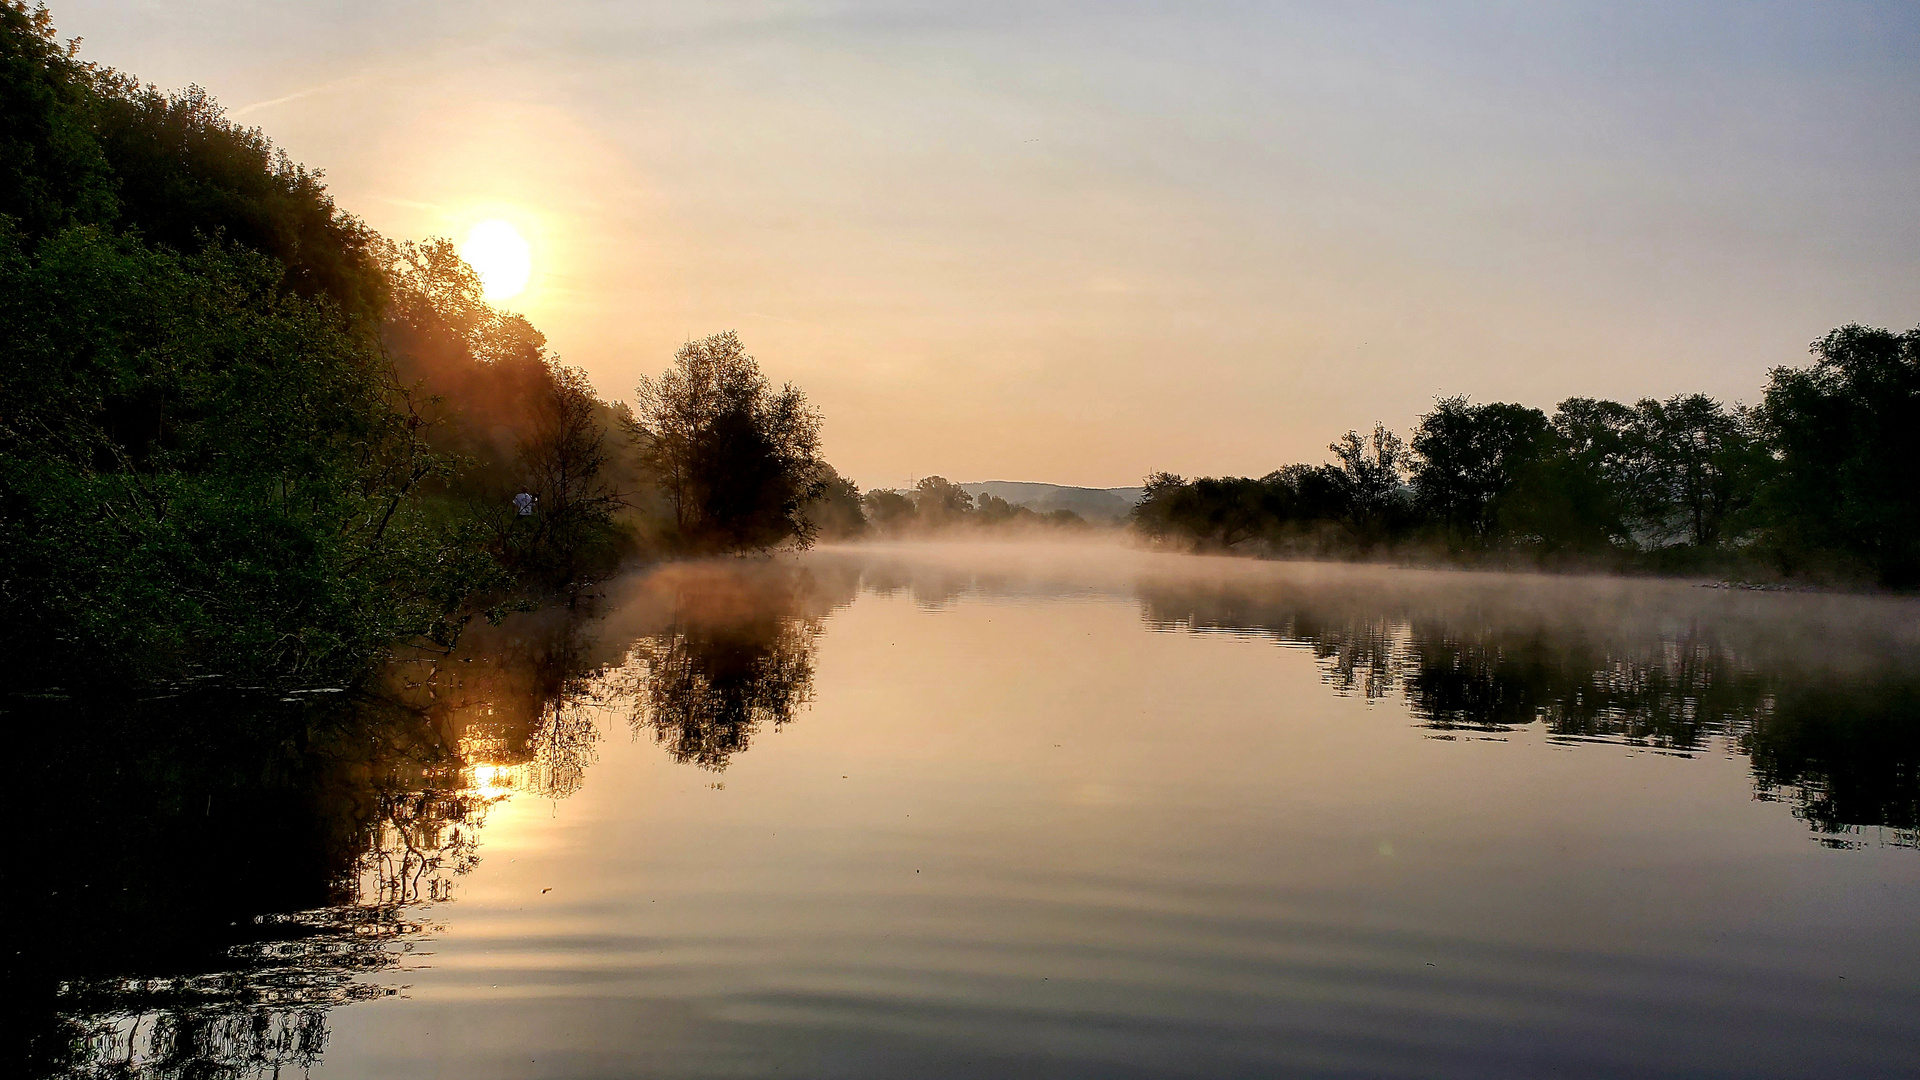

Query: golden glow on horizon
<box><xmin>461</xmin><ymin>219</ymin><xmax>533</xmax><ymax>301</ymax></box>
<box><xmin>151</xmin><ymin>5</ymin><xmax>1903</xmax><ymax>487</ymax></box>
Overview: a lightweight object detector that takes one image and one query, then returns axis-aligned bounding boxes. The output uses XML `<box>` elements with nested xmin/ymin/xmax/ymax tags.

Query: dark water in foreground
<box><xmin>15</xmin><ymin>544</ymin><xmax>1920</xmax><ymax>1079</ymax></box>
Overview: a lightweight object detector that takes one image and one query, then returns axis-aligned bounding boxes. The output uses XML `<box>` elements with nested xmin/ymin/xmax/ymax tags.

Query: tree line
<box><xmin>848</xmin><ymin>475</ymin><xmax>1090</xmax><ymax>537</ymax></box>
<box><xmin>1133</xmin><ymin>325</ymin><xmax>1920</xmax><ymax>589</ymax></box>
<box><xmin>0</xmin><ymin>4</ymin><xmax>837</xmax><ymax>689</ymax></box>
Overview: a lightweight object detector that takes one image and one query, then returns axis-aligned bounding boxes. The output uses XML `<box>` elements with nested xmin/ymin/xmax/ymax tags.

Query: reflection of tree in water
<box><xmin>1291</xmin><ymin>614</ymin><xmax>1404</xmax><ymax>702</ymax></box>
<box><xmin>361</xmin><ymin>786</ymin><xmax>486</xmax><ymax>907</ymax></box>
<box><xmin>1139</xmin><ymin>578</ymin><xmax>1920</xmax><ymax>846</ymax></box>
<box><xmin>23</xmin><ymin>561</ymin><xmax>857</xmax><ymax>1078</ymax></box>
<box><xmin>49</xmin><ymin>903</ymin><xmax>411</xmax><ymax>1080</ymax></box>
<box><xmin>609</xmin><ymin>561</ymin><xmax>854</xmax><ymax>770</ymax></box>
<box><xmin>62</xmin><ymin>1005</ymin><xmax>331</xmax><ymax>1080</ymax></box>
<box><xmin>1743</xmin><ymin>681</ymin><xmax>1920</xmax><ymax>845</ymax></box>
<box><xmin>24</xmin><ymin>606</ymin><xmax>623</xmax><ymax>1079</ymax></box>
<box><xmin>857</xmin><ymin>560</ymin><xmax>977</xmax><ymax>608</ymax></box>
<box><xmin>840</xmin><ymin>550</ymin><xmax>1110</xmax><ymax>611</ymax></box>
<box><xmin>626</xmin><ymin>618</ymin><xmax>818</xmax><ymax>769</ymax></box>
<box><xmin>1393</xmin><ymin>629</ymin><xmax>1770</xmax><ymax>750</ymax></box>
<box><xmin>19</xmin><ymin>692</ymin><xmax>460</xmax><ymax>1079</ymax></box>
<box><xmin>521</xmin><ymin>694</ymin><xmax>604</xmax><ymax>800</ymax></box>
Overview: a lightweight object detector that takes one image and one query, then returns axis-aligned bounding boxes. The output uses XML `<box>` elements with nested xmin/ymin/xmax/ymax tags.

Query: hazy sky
<box><xmin>55</xmin><ymin>1</ymin><xmax>1920</xmax><ymax>487</ymax></box>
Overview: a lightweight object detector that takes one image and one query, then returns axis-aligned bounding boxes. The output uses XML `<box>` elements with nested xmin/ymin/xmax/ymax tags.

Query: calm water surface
<box><xmin>19</xmin><ymin>544</ymin><xmax>1920</xmax><ymax>1078</ymax></box>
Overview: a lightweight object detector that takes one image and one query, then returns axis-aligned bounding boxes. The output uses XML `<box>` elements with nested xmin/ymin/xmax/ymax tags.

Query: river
<box><xmin>19</xmin><ymin>543</ymin><xmax>1920</xmax><ymax>1078</ymax></box>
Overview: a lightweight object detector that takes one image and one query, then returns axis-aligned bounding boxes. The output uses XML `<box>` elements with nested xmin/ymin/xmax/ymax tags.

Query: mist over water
<box><xmin>21</xmin><ymin>544</ymin><xmax>1920</xmax><ymax>1079</ymax></box>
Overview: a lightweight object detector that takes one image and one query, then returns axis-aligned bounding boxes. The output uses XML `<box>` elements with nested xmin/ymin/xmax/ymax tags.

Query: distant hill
<box><xmin>960</xmin><ymin>482</ymin><xmax>1145</xmax><ymax>523</ymax></box>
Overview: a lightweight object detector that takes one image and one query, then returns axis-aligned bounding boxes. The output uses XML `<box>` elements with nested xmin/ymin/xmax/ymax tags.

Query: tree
<box><xmin>1759</xmin><ymin>324</ymin><xmax>1920</xmax><ymax>586</ymax></box>
<box><xmin>0</xmin><ymin>1</ymin><xmax>115</xmax><ymax>238</ymax></box>
<box><xmin>973</xmin><ymin>491</ymin><xmax>1018</xmax><ymax>522</ymax></box>
<box><xmin>1522</xmin><ymin>397</ymin><xmax>1638</xmax><ymax>550</ymax></box>
<box><xmin>0</xmin><ymin>3</ymin><xmax>383</xmax><ymax>322</ymax></box>
<box><xmin>1131</xmin><ymin>472</ymin><xmax>1286</xmax><ymax>549</ymax></box>
<box><xmin>631</xmin><ymin>331</ymin><xmax>825</xmax><ymax>553</ymax></box>
<box><xmin>0</xmin><ymin>8</ymin><xmax>517</xmax><ymax>688</ymax></box>
<box><xmin>1627</xmin><ymin>394</ymin><xmax>1763</xmax><ymax>548</ymax></box>
<box><xmin>517</xmin><ymin>363</ymin><xmax>626</xmax><ymax>585</ymax></box>
<box><xmin>1329</xmin><ymin>422</ymin><xmax>1408</xmax><ymax>539</ymax></box>
<box><xmin>380</xmin><ymin>238</ymin><xmax>632</xmax><ymax>588</ymax></box>
<box><xmin>0</xmin><ymin>6</ymin><xmax>663</xmax><ymax>689</ymax></box>
<box><xmin>1129</xmin><ymin>472</ymin><xmax>1188</xmax><ymax>542</ymax></box>
<box><xmin>0</xmin><ymin>229</ymin><xmax>496</xmax><ymax>685</ymax></box>
<box><xmin>911</xmin><ymin>475</ymin><xmax>973</xmax><ymax>522</ymax></box>
<box><xmin>799</xmin><ymin>464</ymin><xmax>868</xmax><ymax>541</ymax></box>
<box><xmin>1410</xmin><ymin>397</ymin><xmax>1552</xmax><ymax>541</ymax></box>
<box><xmin>861</xmin><ymin>488</ymin><xmax>915</xmax><ymax>531</ymax></box>
<box><xmin>88</xmin><ymin>79</ymin><xmax>385</xmax><ymax>320</ymax></box>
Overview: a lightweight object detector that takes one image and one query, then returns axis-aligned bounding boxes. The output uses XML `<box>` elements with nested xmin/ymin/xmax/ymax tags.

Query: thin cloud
<box><xmin>232</xmin><ymin>74</ymin><xmax>369</xmax><ymax>119</ymax></box>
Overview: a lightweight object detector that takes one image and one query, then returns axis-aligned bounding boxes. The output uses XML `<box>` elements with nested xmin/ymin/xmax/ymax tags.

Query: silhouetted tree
<box><xmin>88</xmin><ymin>80</ymin><xmax>384</xmax><ymax>320</ymax></box>
<box><xmin>1628</xmin><ymin>394</ymin><xmax>1763</xmax><ymax>548</ymax></box>
<box><xmin>517</xmin><ymin>364</ymin><xmax>627</xmax><ymax>585</ymax></box>
<box><xmin>1329</xmin><ymin>422</ymin><xmax>1409</xmax><ymax>541</ymax></box>
<box><xmin>1758</xmin><ymin>324</ymin><xmax>1920</xmax><ymax>587</ymax></box>
<box><xmin>862</xmin><ymin>487</ymin><xmax>915</xmax><ymax>530</ymax></box>
<box><xmin>912</xmin><ymin>475</ymin><xmax>974</xmax><ymax>522</ymax></box>
<box><xmin>1410</xmin><ymin>397</ymin><xmax>1552</xmax><ymax>542</ymax></box>
<box><xmin>380</xmin><ymin>238</ymin><xmax>633</xmax><ymax>589</ymax></box>
<box><xmin>973</xmin><ymin>491</ymin><xmax>1018</xmax><ymax>521</ymax></box>
<box><xmin>631</xmin><ymin>331</ymin><xmax>825</xmax><ymax>553</ymax></box>
<box><xmin>0</xmin><ymin>2</ymin><xmax>115</xmax><ymax>237</ymax></box>
<box><xmin>1510</xmin><ymin>397</ymin><xmax>1639</xmax><ymax>551</ymax></box>
<box><xmin>800</xmin><ymin>463</ymin><xmax>869</xmax><ymax>541</ymax></box>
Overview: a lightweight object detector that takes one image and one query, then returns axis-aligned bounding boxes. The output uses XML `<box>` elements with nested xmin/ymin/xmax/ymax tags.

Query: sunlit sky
<box><xmin>58</xmin><ymin>1</ymin><xmax>1920</xmax><ymax>487</ymax></box>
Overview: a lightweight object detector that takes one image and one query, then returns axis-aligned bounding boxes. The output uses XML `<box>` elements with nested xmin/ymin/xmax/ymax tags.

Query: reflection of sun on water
<box><xmin>460</xmin><ymin>219</ymin><xmax>531</xmax><ymax>301</ymax></box>
<box><xmin>467</xmin><ymin>762</ymin><xmax>521</xmax><ymax>800</ymax></box>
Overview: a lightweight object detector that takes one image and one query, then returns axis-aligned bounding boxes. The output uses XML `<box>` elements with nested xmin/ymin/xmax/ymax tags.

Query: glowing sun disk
<box><xmin>461</xmin><ymin>219</ymin><xmax>531</xmax><ymax>301</ymax></box>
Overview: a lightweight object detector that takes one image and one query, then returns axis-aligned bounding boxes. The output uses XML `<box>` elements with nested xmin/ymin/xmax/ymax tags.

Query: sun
<box><xmin>460</xmin><ymin>219</ymin><xmax>532</xmax><ymax>301</ymax></box>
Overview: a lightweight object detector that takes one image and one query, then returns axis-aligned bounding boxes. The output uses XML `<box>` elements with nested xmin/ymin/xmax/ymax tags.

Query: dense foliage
<box><xmin>1134</xmin><ymin>338</ymin><xmax>1920</xmax><ymax>588</ymax></box>
<box><xmin>380</xmin><ymin>238</ymin><xmax>635</xmax><ymax>587</ymax></box>
<box><xmin>629</xmin><ymin>331</ymin><xmax>828</xmax><ymax>553</ymax></box>
<box><xmin>0</xmin><ymin>225</ymin><xmax>498</xmax><ymax>683</ymax></box>
<box><xmin>1758</xmin><ymin>325</ymin><xmax>1920</xmax><ymax>587</ymax></box>
<box><xmin>0</xmin><ymin>5</ymin><xmax>846</xmax><ymax>688</ymax></box>
<box><xmin>0</xmin><ymin>4</ymin><xmax>487</xmax><ymax>684</ymax></box>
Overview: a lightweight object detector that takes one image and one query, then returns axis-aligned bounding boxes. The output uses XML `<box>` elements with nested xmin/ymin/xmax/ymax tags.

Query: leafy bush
<box><xmin>0</xmin><ymin>227</ymin><xmax>499</xmax><ymax>685</ymax></box>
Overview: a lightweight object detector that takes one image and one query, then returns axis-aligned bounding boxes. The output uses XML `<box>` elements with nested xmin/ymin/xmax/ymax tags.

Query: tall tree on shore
<box><xmin>1759</xmin><ymin>324</ymin><xmax>1920</xmax><ymax>586</ymax></box>
<box><xmin>1410</xmin><ymin>398</ymin><xmax>1552</xmax><ymax>541</ymax></box>
<box><xmin>1329</xmin><ymin>422</ymin><xmax>1409</xmax><ymax>541</ymax></box>
<box><xmin>1628</xmin><ymin>394</ymin><xmax>1763</xmax><ymax>548</ymax></box>
<box><xmin>631</xmin><ymin>331</ymin><xmax>825</xmax><ymax>552</ymax></box>
<box><xmin>1530</xmin><ymin>397</ymin><xmax>1639</xmax><ymax>550</ymax></box>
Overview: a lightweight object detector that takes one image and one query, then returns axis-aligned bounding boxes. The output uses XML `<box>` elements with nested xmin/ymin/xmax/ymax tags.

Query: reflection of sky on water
<box><xmin>24</xmin><ymin>545</ymin><xmax>1920</xmax><ymax>1078</ymax></box>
